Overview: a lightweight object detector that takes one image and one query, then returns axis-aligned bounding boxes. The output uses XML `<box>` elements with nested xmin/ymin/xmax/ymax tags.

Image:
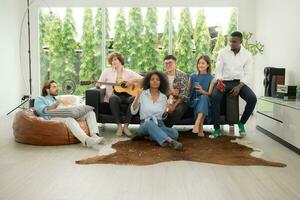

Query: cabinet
<box><xmin>256</xmin><ymin>97</ymin><xmax>300</xmax><ymax>153</ymax></box>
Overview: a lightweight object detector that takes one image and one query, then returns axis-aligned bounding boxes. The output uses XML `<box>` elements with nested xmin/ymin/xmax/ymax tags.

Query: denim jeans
<box><xmin>138</xmin><ymin>120</ymin><xmax>178</xmax><ymax>146</ymax></box>
<box><xmin>211</xmin><ymin>80</ymin><xmax>257</xmax><ymax>129</ymax></box>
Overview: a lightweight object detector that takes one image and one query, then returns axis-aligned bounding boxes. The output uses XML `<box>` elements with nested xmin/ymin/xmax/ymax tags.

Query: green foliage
<box><xmin>113</xmin><ymin>8</ymin><xmax>129</xmax><ymax>60</ymax></box>
<box><xmin>95</xmin><ymin>8</ymin><xmax>110</xmax><ymax>70</ymax></box>
<box><xmin>127</xmin><ymin>8</ymin><xmax>144</xmax><ymax>71</ymax></box>
<box><xmin>161</xmin><ymin>10</ymin><xmax>176</xmax><ymax>58</ymax></box>
<box><xmin>80</xmin><ymin>8</ymin><xmax>97</xmax><ymax>81</ymax></box>
<box><xmin>242</xmin><ymin>32</ymin><xmax>264</xmax><ymax>56</ymax></box>
<box><xmin>39</xmin><ymin>10</ymin><xmax>51</xmax><ymax>86</ymax></box>
<box><xmin>212</xmin><ymin>28</ymin><xmax>225</xmax><ymax>70</ymax></box>
<box><xmin>227</xmin><ymin>8</ymin><xmax>238</xmax><ymax>36</ymax></box>
<box><xmin>141</xmin><ymin>8</ymin><xmax>160</xmax><ymax>71</ymax></box>
<box><xmin>194</xmin><ymin>9</ymin><xmax>211</xmax><ymax>59</ymax></box>
<box><xmin>175</xmin><ymin>8</ymin><xmax>194</xmax><ymax>73</ymax></box>
<box><xmin>40</xmin><ymin>7</ymin><xmax>255</xmax><ymax>93</ymax></box>
<box><xmin>40</xmin><ymin>10</ymin><xmax>79</xmax><ymax>94</ymax></box>
<box><xmin>62</xmin><ymin>8</ymin><xmax>77</xmax><ymax>82</ymax></box>
<box><xmin>47</xmin><ymin>14</ymin><xmax>65</xmax><ymax>87</ymax></box>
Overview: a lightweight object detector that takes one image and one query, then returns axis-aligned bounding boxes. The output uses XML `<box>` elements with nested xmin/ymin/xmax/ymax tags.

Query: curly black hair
<box><xmin>142</xmin><ymin>71</ymin><xmax>169</xmax><ymax>95</ymax></box>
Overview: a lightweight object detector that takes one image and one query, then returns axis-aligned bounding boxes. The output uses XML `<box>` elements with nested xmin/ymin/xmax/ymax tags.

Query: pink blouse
<box><xmin>98</xmin><ymin>68</ymin><xmax>142</xmax><ymax>102</ymax></box>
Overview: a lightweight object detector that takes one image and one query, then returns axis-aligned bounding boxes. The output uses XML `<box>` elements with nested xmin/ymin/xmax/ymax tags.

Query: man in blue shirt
<box><xmin>34</xmin><ymin>80</ymin><xmax>103</xmax><ymax>148</ymax></box>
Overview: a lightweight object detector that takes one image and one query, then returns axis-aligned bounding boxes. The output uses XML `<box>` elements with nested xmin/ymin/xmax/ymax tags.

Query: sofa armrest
<box><xmin>85</xmin><ymin>88</ymin><xmax>106</xmax><ymax>121</ymax></box>
<box><xmin>225</xmin><ymin>94</ymin><xmax>239</xmax><ymax>124</ymax></box>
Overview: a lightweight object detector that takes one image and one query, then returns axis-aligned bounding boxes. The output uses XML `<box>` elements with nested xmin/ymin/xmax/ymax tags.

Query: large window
<box><xmin>39</xmin><ymin>7</ymin><xmax>237</xmax><ymax>95</ymax></box>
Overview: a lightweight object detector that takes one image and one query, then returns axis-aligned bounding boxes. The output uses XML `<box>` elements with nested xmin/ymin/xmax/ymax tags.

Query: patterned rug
<box><xmin>76</xmin><ymin>133</ymin><xmax>286</xmax><ymax>167</ymax></box>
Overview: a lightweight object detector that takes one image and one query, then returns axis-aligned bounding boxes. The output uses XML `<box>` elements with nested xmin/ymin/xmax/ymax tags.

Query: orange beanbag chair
<box><xmin>13</xmin><ymin>108</ymin><xmax>89</xmax><ymax>145</ymax></box>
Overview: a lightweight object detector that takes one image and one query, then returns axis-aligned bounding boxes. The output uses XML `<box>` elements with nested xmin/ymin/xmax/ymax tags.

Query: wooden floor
<box><xmin>0</xmin><ymin>114</ymin><xmax>299</xmax><ymax>200</ymax></box>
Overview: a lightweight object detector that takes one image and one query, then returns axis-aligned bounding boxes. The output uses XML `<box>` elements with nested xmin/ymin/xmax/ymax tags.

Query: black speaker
<box><xmin>263</xmin><ymin>67</ymin><xmax>285</xmax><ymax>97</ymax></box>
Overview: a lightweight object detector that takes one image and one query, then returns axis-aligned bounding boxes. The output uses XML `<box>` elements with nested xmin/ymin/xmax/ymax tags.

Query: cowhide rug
<box><xmin>76</xmin><ymin>133</ymin><xmax>286</xmax><ymax>167</ymax></box>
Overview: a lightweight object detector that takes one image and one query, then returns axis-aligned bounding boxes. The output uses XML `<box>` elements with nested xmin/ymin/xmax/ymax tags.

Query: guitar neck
<box><xmin>80</xmin><ymin>79</ymin><xmax>140</xmax><ymax>96</ymax></box>
<box><xmin>96</xmin><ymin>81</ymin><xmax>117</xmax><ymax>86</ymax></box>
<box><xmin>80</xmin><ymin>80</ymin><xmax>119</xmax><ymax>86</ymax></box>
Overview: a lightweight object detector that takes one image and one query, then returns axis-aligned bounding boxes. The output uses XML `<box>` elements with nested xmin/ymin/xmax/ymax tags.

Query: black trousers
<box><xmin>164</xmin><ymin>102</ymin><xmax>189</xmax><ymax>127</ymax></box>
<box><xmin>211</xmin><ymin>80</ymin><xmax>257</xmax><ymax>129</ymax></box>
<box><xmin>109</xmin><ymin>93</ymin><xmax>134</xmax><ymax>124</ymax></box>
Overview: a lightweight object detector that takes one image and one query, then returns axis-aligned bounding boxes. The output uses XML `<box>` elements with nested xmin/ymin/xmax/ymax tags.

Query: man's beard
<box><xmin>49</xmin><ymin>91</ymin><xmax>58</xmax><ymax>96</ymax></box>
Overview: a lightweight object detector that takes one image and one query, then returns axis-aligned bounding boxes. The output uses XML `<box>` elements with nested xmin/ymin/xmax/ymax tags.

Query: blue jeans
<box><xmin>137</xmin><ymin>120</ymin><xmax>179</xmax><ymax>146</ymax></box>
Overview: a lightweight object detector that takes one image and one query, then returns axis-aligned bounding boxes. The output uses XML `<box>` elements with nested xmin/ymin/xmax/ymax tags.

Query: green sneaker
<box><xmin>209</xmin><ymin>129</ymin><xmax>221</xmax><ymax>139</ymax></box>
<box><xmin>238</xmin><ymin>122</ymin><xmax>246</xmax><ymax>136</ymax></box>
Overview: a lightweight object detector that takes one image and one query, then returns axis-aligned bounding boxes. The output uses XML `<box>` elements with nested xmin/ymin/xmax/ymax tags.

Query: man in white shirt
<box><xmin>211</xmin><ymin>31</ymin><xmax>257</xmax><ymax>138</ymax></box>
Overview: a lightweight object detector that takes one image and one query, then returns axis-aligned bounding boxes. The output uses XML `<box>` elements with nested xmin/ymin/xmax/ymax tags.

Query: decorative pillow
<box><xmin>45</xmin><ymin>105</ymin><xmax>94</xmax><ymax>119</ymax></box>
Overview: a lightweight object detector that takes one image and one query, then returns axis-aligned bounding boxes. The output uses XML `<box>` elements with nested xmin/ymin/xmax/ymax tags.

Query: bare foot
<box><xmin>115</xmin><ymin>126</ymin><xmax>123</xmax><ymax>137</ymax></box>
<box><xmin>198</xmin><ymin>125</ymin><xmax>204</xmax><ymax>136</ymax></box>
<box><xmin>192</xmin><ymin>126</ymin><xmax>199</xmax><ymax>134</ymax></box>
<box><xmin>123</xmin><ymin>126</ymin><xmax>133</xmax><ymax>137</ymax></box>
<box><xmin>198</xmin><ymin>132</ymin><xmax>205</xmax><ymax>137</ymax></box>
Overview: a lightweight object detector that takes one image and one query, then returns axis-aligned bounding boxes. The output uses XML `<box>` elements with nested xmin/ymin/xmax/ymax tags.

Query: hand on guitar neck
<box><xmin>80</xmin><ymin>79</ymin><xmax>141</xmax><ymax>96</ymax></box>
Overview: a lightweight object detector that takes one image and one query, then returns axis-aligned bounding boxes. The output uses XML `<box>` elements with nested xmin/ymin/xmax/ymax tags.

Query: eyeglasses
<box><xmin>164</xmin><ymin>61</ymin><xmax>174</xmax><ymax>66</ymax></box>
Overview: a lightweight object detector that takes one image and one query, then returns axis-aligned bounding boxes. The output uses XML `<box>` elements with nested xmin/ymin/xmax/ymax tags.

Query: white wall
<box><xmin>238</xmin><ymin>0</ymin><xmax>256</xmax><ymax>34</ymax></box>
<box><xmin>254</xmin><ymin>0</ymin><xmax>300</xmax><ymax>96</ymax></box>
<box><xmin>0</xmin><ymin>0</ymin><xmax>27</xmax><ymax>116</ymax></box>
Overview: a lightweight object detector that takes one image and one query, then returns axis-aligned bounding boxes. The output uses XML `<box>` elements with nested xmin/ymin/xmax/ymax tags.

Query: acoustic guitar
<box><xmin>80</xmin><ymin>80</ymin><xmax>141</xmax><ymax>96</ymax></box>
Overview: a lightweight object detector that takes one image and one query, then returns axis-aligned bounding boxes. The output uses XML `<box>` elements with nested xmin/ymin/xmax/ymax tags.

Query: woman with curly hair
<box><xmin>131</xmin><ymin>71</ymin><xmax>182</xmax><ymax>150</ymax></box>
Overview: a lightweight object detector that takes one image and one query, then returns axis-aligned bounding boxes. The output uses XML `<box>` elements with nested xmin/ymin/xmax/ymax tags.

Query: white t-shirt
<box><xmin>167</xmin><ymin>75</ymin><xmax>175</xmax><ymax>89</ymax></box>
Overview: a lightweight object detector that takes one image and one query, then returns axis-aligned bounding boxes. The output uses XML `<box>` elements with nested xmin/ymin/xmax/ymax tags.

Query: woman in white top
<box><xmin>131</xmin><ymin>71</ymin><xmax>182</xmax><ymax>150</ymax></box>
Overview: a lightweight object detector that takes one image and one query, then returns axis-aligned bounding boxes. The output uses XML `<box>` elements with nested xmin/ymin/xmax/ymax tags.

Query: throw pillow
<box><xmin>45</xmin><ymin>105</ymin><xmax>94</xmax><ymax>119</ymax></box>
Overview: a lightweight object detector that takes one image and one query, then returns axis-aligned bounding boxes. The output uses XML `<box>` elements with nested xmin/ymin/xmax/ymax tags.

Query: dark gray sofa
<box><xmin>85</xmin><ymin>88</ymin><xmax>239</xmax><ymax>125</ymax></box>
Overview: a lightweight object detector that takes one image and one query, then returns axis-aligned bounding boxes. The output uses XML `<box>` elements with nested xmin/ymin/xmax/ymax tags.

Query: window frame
<box><xmin>31</xmin><ymin>0</ymin><xmax>239</xmax><ymax>97</ymax></box>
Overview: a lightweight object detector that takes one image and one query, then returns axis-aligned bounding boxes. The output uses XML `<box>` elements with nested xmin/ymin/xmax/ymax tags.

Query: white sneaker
<box><xmin>85</xmin><ymin>137</ymin><xmax>101</xmax><ymax>148</ymax></box>
<box><xmin>91</xmin><ymin>135</ymin><xmax>105</xmax><ymax>144</ymax></box>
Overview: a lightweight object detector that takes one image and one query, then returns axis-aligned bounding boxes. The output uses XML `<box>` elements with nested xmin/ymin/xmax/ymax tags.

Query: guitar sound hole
<box><xmin>120</xmin><ymin>82</ymin><xmax>127</xmax><ymax>88</ymax></box>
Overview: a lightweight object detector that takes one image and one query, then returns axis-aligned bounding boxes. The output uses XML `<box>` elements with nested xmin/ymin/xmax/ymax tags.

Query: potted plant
<box><xmin>242</xmin><ymin>32</ymin><xmax>264</xmax><ymax>56</ymax></box>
